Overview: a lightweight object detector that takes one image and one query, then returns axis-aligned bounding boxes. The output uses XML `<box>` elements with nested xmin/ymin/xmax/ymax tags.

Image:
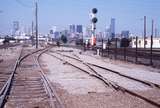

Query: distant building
<box><xmin>69</xmin><ymin>24</ymin><xmax>76</xmax><ymax>33</ymax></box>
<box><xmin>115</xmin><ymin>33</ymin><xmax>121</xmax><ymax>39</ymax></box>
<box><xmin>105</xmin><ymin>27</ymin><xmax>110</xmax><ymax>39</ymax></box>
<box><xmin>132</xmin><ymin>37</ymin><xmax>160</xmax><ymax>48</ymax></box>
<box><xmin>76</xmin><ymin>25</ymin><xmax>83</xmax><ymax>33</ymax></box>
<box><xmin>54</xmin><ymin>31</ymin><xmax>60</xmax><ymax>39</ymax></box>
<box><xmin>52</xmin><ymin>26</ymin><xmax>57</xmax><ymax>33</ymax></box>
<box><xmin>121</xmin><ymin>30</ymin><xmax>130</xmax><ymax>38</ymax></box>
<box><xmin>50</xmin><ymin>26</ymin><xmax>60</xmax><ymax>39</ymax></box>
<box><xmin>61</xmin><ymin>29</ymin><xmax>69</xmax><ymax>37</ymax></box>
<box><xmin>155</xmin><ymin>28</ymin><xmax>158</xmax><ymax>38</ymax></box>
<box><xmin>83</xmin><ymin>26</ymin><xmax>92</xmax><ymax>37</ymax></box>
<box><xmin>110</xmin><ymin>18</ymin><xmax>115</xmax><ymax>39</ymax></box>
<box><xmin>13</xmin><ymin>21</ymin><xmax>19</xmax><ymax>36</ymax></box>
<box><xmin>96</xmin><ymin>32</ymin><xmax>103</xmax><ymax>41</ymax></box>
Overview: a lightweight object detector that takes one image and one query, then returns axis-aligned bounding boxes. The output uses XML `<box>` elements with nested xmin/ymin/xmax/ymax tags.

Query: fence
<box><xmin>94</xmin><ymin>37</ymin><xmax>160</xmax><ymax>67</ymax></box>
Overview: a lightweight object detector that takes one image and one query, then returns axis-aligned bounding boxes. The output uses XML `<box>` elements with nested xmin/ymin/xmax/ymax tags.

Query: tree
<box><xmin>120</xmin><ymin>38</ymin><xmax>130</xmax><ymax>47</ymax></box>
<box><xmin>61</xmin><ymin>34</ymin><xmax>68</xmax><ymax>44</ymax></box>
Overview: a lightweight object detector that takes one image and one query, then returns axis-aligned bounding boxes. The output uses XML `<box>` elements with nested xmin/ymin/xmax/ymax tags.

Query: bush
<box><xmin>61</xmin><ymin>35</ymin><xmax>68</xmax><ymax>44</ymax></box>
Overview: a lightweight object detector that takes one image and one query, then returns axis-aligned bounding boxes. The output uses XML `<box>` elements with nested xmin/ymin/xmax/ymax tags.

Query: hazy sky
<box><xmin>0</xmin><ymin>0</ymin><xmax>160</xmax><ymax>35</ymax></box>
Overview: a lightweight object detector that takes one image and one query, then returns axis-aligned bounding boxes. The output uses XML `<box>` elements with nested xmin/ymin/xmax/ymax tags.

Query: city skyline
<box><xmin>0</xmin><ymin>0</ymin><xmax>160</xmax><ymax>36</ymax></box>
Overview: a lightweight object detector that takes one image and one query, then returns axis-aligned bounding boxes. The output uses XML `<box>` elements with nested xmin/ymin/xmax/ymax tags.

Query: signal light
<box><xmin>92</xmin><ymin>17</ymin><xmax>98</xmax><ymax>23</ymax></box>
<box><xmin>92</xmin><ymin>8</ymin><xmax>98</xmax><ymax>14</ymax></box>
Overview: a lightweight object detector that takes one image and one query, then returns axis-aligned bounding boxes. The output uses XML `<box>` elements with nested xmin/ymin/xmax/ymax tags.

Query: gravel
<box><xmin>40</xmin><ymin>48</ymin><xmax>158</xmax><ymax>108</ymax></box>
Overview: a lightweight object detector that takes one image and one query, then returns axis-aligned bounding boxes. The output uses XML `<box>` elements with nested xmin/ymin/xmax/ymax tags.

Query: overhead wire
<box><xmin>15</xmin><ymin>0</ymin><xmax>33</xmax><ymax>8</ymax></box>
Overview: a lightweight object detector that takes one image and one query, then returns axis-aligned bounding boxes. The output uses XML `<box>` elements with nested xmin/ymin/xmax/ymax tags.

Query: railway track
<box><xmin>53</xmin><ymin>51</ymin><xmax>160</xmax><ymax>88</ymax></box>
<box><xmin>0</xmin><ymin>43</ymin><xmax>20</xmax><ymax>49</ymax></box>
<box><xmin>0</xmin><ymin>46</ymin><xmax>64</xmax><ymax>108</ymax></box>
<box><xmin>47</xmin><ymin>49</ymin><xmax>160</xmax><ymax>108</ymax></box>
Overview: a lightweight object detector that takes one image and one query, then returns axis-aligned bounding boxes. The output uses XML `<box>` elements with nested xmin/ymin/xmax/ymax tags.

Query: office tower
<box><xmin>76</xmin><ymin>25</ymin><xmax>83</xmax><ymax>33</ymax></box>
<box><xmin>69</xmin><ymin>24</ymin><xmax>76</xmax><ymax>33</ymax></box>
<box><xmin>105</xmin><ymin>27</ymin><xmax>110</xmax><ymax>39</ymax></box>
<box><xmin>13</xmin><ymin>21</ymin><xmax>19</xmax><ymax>36</ymax></box>
<box><xmin>52</xmin><ymin>26</ymin><xmax>57</xmax><ymax>33</ymax></box>
<box><xmin>54</xmin><ymin>31</ymin><xmax>59</xmax><ymax>39</ymax></box>
<box><xmin>110</xmin><ymin>18</ymin><xmax>115</xmax><ymax>38</ymax></box>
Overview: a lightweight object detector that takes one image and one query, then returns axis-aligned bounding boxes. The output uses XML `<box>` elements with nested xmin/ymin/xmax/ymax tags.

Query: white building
<box><xmin>132</xmin><ymin>37</ymin><xmax>160</xmax><ymax>48</ymax></box>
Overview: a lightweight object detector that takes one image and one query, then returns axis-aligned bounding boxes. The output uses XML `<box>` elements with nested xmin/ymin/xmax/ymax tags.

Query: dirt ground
<box><xmin>40</xmin><ymin>49</ymin><xmax>158</xmax><ymax>108</ymax></box>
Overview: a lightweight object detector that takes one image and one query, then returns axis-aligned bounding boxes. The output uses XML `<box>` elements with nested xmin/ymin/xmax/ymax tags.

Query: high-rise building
<box><xmin>13</xmin><ymin>21</ymin><xmax>19</xmax><ymax>36</ymax></box>
<box><xmin>52</xmin><ymin>26</ymin><xmax>57</xmax><ymax>33</ymax></box>
<box><xmin>110</xmin><ymin>18</ymin><xmax>115</xmax><ymax>38</ymax></box>
<box><xmin>155</xmin><ymin>28</ymin><xmax>158</xmax><ymax>38</ymax></box>
<box><xmin>69</xmin><ymin>24</ymin><xmax>76</xmax><ymax>33</ymax></box>
<box><xmin>105</xmin><ymin>27</ymin><xmax>110</xmax><ymax>39</ymax></box>
<box><xmin>86</xmin><ymin>26</ymin><xmax>92</xmax><ymax>37</ymax></box>
<box><xmin>49</xmin><ymin>26</ymin><xmax>61</xmax><ymax>39</ymax></box>
<box><xmin>54</xmin><ymin>31</ymin><xmax>60</xmax><ymax>39</ymax></box>
<box><xmin>76</xmin><ymin>25</ymin><xmax>83</xmax><ymax>33</ymax></box>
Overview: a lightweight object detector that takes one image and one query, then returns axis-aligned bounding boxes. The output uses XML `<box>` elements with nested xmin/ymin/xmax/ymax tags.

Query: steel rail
<box><xmin>47</xmin><ymin>51</ymin><xmax>160</xmax><ymax>108</ymax></box>
<box><xmin>0</xmin><ymin>47</ymin><xmax>47</xmax><ymax>108</ymax></box>
<box><xmin>36</xmin><ymin>48</ymin><xmax>65</xmax><ymax>108</ymax></box>
<box><xmin>33</xmin><ymin>49</ymin><xmax>55</xmax><ymax>108</ymax></box>
<box><xmin>53</xmin><ymin>51</ymin><xmax>160</xmax><ymax>89</ymax></box>
<box><xmin>0</xmin><ymin>47</ymin><xmax>23</xmax><ymax>108</ymax></box>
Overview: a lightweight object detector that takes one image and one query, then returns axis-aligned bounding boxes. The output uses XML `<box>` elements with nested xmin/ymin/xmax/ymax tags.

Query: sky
<box><xmin>0</xmin><ymin>0</ymin><xmax>160</xmax><ymax>36</ymax></box>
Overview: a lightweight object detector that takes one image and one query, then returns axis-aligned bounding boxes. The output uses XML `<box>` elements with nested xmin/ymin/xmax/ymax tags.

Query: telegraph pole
<box><xmin>35</xmin><ymin>1</ymin><xmax>38</xmax><ymax>49</ymax></box>
<box><xmin>32</xmin><ymin>21</ymin><xmax>34</xmax><ymax>37</ymax></box>
<box><xmin>152</xmin><ymin>20</ymin><xmax>154</xmax><ymax>37</ymax></box>
<box><xmin>144</xmin><ymin>16</ymin><xmax>146</xmax><ymax>49</ymax></box>
<box><xmin>31</xmin><ymin>21</ymin><xmax>34</xmax><ymax>46</ymax></box>
<box><xmin>150</xmin><ymin>19</ymin><xmax>154</xmax><ymax>65</ymax></box>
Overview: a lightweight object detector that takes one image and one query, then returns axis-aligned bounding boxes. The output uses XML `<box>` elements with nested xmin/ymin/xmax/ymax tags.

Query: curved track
<box><xmin>0</xmin><ymin>46</ymin><xmax>64</xmax><ymax>108</ymax></box>
<box><xmin>54</xmin><ymin>51</ymin><xmax>160</xmax><ymax>88</ymax></box>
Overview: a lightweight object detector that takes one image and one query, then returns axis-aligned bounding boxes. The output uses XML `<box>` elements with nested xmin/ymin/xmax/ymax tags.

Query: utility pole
<box><xmin>152</xmin><ymin>20</ymin><xmax>154</xmax><ymax>37</ymax></box>
<box><xmin>144</xmin><ymin>16</ymin><xmax>146</xmax><ymax>49</ymax></box>
<box><xmin>31</xmin><ymin>21</ymin><xmax>34</xmax><ymax>46</ymax></box>
<box><xmin>32</xmin><ymin>21</ymin><xmax>34</xmax><ymax>37</ymax></box>
<box><xmin>150</xmin><ymin>19</ymin><xmax>154</xmax><ymax>65</ymax></box>
<box><xmin>35</xmin><ymin>1</ymin><xmax>38</xmax><ymax>49</ymax></box>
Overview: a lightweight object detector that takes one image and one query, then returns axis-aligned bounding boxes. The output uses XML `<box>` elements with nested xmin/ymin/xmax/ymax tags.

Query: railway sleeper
<box><xmin>12</xmin><ymin>79</ymin><xmax>43</xmax><ymax>83</ymax></box>
<box><xmin>6</xmin><ymin>98</ymin><xmax>51</xmax><ymax>105</ymax></box>
<box><xmin>7</xmin><ymin>93</ymin><xmax>48</xmax><ymax>99</ymax></box>
<box><xmin>9</xmin><ymin>90</ymin><xmax>47</xmax><ymax>95</ymax></box>
<box><xmin>6</xmin><ymin>97</ymin><xmax>53</xmax><ymax>103</ymax></box>
<box><xmin>11</xmin><ymin>83</ymin><xmax>43</xmax><ymax>87</ymax></box>
<box><xmin>10</xmin><ymin>85</ymin><xmax>44</xmax><ymax>89</ymax></box>
<box><xmin>13</xmin><ymin>77</ymin><xmax>41</xmax><ymax>81</ymax></box>
<box><xmin>0</xmin><ymin>78</ymin><xmax>9</xmax><ymax>81</ymax></box>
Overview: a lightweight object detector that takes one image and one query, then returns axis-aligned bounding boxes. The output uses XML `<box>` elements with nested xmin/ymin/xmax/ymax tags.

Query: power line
<box><xmin>15</xmin><ymin>0</ymin><xmax>33</xmax><ymax>8</ymax></box>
